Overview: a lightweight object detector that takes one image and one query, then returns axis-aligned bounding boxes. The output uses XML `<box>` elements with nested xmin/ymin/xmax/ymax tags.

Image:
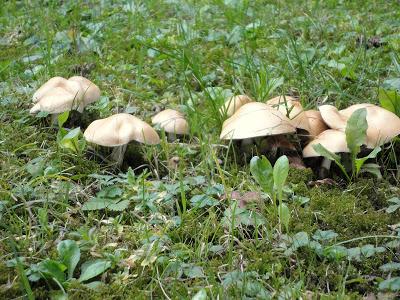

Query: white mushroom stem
<box><xmin>51</xmin><ymin>113</ymin><xmax>60</xmax><ymax>126</ymax></box>
<box><xmin>240</xmin><ymin>138</ymin><xmax>254</xmax><ymax>154</ymax></box>
<box><xmin>319</xmin><ymin>158</ymin><xmax>332</xmax><ymax>178</ymax></box>
<box><xmin>110</xmin><ymin>144</ymin><xmax>128</xmax><ymax>167</ymax></box>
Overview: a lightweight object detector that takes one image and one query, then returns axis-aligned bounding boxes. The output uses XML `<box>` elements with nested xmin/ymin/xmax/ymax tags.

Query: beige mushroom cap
<box><xmin>267</xmin><ymin>96</ymin><xmax>328</xmax><ymax>138</ymax></box>
<box><xmin>151</xmin><ymin>109</ymin><xmax>189</xmax><ymax>135</ymax></box>
<box><xmin>319</xmin><ymin>104</ymin><xmax>400</xmax><ymax>148</ymax></box>
<box><xmin>68</xmin><ymin>76</ymin><xmax>101</xmax><ymax>106</ymax></box>
<box><xmin>220</xmin><ymin>102</ymin><xmax>296</xmax><ymax>140</ymax></box>
<box><xmin>84</xmin><ymin>113</ymin><xmax>160</xmax><ymax>147</ymax></box>
<box><xmin>219</xmin><ymin>94</ymin><xmax>253</xmax><ymax>117</ymax></box>
<box><xmin>32</xmin><ymin>77</ymin><xmax>69</xmax><ymax>103</ymax></box>
<box><xmin>30</xmin><ymin>81</ymin><xmax>84</xmax><ymax>114</ymax></box>
<box><xmin>304</xmin><ymin>110</ymin><xmax>329</xmax><ymax>138</ymax></box>
<box><xmin>303</xmin><ymin>129</ymin><xmax>349</xmax><ymax>158</ymax></box>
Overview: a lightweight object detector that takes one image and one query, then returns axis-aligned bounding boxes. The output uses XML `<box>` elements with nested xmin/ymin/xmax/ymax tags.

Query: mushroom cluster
<box><xmin>30</xmin><ymin>76</ymin><xmax>191</xmax><ymax>168</ymax></box>
<box><xmin>30</xmin><ymin>75</ymin><xmax>400</xmax><ymax>178</ymax></box>
<box><xmin>30</xmin><ymin>76</ymin><xmax>101</xmax><ymax>123</ymax></box>
<box><xmin>220</xmin><ymin>94</ymin><xmax>400</xmax><ymax>177</ymax></box>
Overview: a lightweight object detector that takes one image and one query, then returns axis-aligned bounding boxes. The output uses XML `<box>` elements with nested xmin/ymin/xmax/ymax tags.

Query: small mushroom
<box><xmin>219</xmin><ymin>94</ymin><xmax>253</xmax><ymax>117</ymax></box>
<box><xmin>319</xmin><ymin>104</ymin><xmax>400</xmax><ymax>148</ymax></box>
<box><xmin>30</xmin><ymin>76</ymin><xmax>100</xmax><ymax>124</ymax></box>
<box><xmin>303</xmin><ymin>129</ymin><xmax>349</xmax><ymax>178</ymax></box>
<box><xmin>151</xmin><ymin>109</ymin><xmax>189</xmax><ymax>140</ymax></box>
<box><xmin>84</xmin><ymin>113</ymin><xmax>160</xmax><ymax>166</ymax></box>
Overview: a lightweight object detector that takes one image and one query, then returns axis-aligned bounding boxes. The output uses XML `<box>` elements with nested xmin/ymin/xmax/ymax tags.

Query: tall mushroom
<box><xmin>220</xmin><ymin>102</ymin><xmax>297</xmax><ymax>163</ymax></box>
<box><xmin>151</xmin><ymin>109</ymin><xmax>189</xmax><ymax>140</ymax></box>
<box><xmin>84</xmin><ymin>113</ymin><xmax>160</xmax><ymax>166</ymax></box>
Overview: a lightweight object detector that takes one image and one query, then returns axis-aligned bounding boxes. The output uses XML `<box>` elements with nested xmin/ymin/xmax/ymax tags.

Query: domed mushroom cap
<box><xmin>220</xmin><ymin>102</ymin><xmax>296</xmax><ymax>140</ymax></box>
<box><xmin>30</xmin><ymin>81</ymin><xmax>84</xmax><ymax>114</ymax></box>
<box><xmin>303</xmin><ymin>129</ymin><xmax>349</xmax><ymax>158</ymax></box>
<box><xmin>319</xmin><ymin>104</ymin><xmax>400</xmax><ymax>148</ymax></box>
<box><xmin>319</xmin><ymin>105</ymin><xmax>345</xmax><ymax>131</ymax></box>
<box><xmin>151</xmin><ymin>109</ymin><xmax>189</xmax><ymax>135</ymax></box>
<box><xmin>32</xmin><ymin>77</ymin><xmax>69</xmax><ymax>103</ymax></box>
<box><xmin>304</xmin><ymin>110</ymin><xmax>328</xmax><ymax>138</ymax></box>
<box><xmin>266</xmin><ymin>95</ymin><xmax>310</xmax><ymax>130</ymax></box>
<box><xmin>68</xmin><ymin>76</ymin><xmax>101</xmax><ymax>106</ymax></box>
<box><xmin>84</xmin><ymin>113</ymin><xmax>160</xmax><ymax>147</ymax></box>
<box><xmin>219</xmin><ymin>94</ymin><xmax>253</xmax><ymax>117</ymax></box>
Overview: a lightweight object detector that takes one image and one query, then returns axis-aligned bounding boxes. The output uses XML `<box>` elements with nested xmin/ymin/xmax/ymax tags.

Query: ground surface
<box><xmin>1</xmin><ymin>1</ymin><xmax>400</xmax><ymax>299</ymax></box>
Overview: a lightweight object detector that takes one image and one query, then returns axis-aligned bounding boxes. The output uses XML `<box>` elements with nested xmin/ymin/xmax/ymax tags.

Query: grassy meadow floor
<box><xmin>1</xmin><ymin>0</ymin><xmax>400</xmax><ymax>299</ymax></box>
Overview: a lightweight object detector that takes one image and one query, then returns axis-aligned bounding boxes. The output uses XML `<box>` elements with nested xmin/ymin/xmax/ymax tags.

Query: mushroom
<box><xmin>32</xmin><ymin>77</ymin><xmax>70</xmax><ymax>102</ymax></box>
<box><xmin>303</xmin><ymin>110</ymin><xmax>328</xmax><ymax>138</ymax></box>
<box><xmin>267</xmin><ymin>96</ymin><xmax>327</xmax><ymax>141</ymax></box>
<box><xmin>219</xmin><ymin>94</ymin><xmax>253</xmax><ymax>117</ymax></box>
<box><xmin>151</xmin><ymin>109</ymin><xmax>189</xmax><ymax>140</ymax></box>
<box><xmin>68</xmin><ymin>76</ymin><xmax>101</xmax><ymax>108</ymax></box>
<box><xmin>319</xmin><ymin>104</ymin><xmax>400</xmax><ymax>148</ymax></box>
<box><xmin>303</xmin><ymin>129</ymin><xmax>349</xmax><ymax>178</ymax></box>
<box><xmin>220</xmin><ymin>102</ymin><xmax>296</xmax><ymax>161</ymax></box>
<box><xmin>84</xmin><ymin>113</ymin><xmax>160</xmax><ymax>166</ymax></box>
<box><xmin>30</xmin><ymin>76</ymin><xmax>100</xmax><ymax>124</ymax></box>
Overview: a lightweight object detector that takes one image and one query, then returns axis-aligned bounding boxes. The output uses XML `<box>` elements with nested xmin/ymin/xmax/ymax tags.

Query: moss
<box><xmin>0</xmin><ymin>263</ymin><xmax>22</xmax><ymax>299</ymax></box>
<box><xmin>287</xmin><ymin>167</ymin><xmax>315</xmax><ymax>185</ymax></box>
<box><xmin>293</xmin><ymin>186</ymin><xmax>394</xmax><ymax>240</ymax></box>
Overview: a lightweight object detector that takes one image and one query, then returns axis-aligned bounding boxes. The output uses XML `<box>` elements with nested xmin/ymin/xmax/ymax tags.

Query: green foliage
<box><xmin>24</xmin><ymin>239</ymin><xmax>113</xmax><ymax>296</ymax></box>
<box><xmin>56</xmin><ymin>112</ymin><xmax>86</xmax><ymax>154</ymax></box>
<box><xmin>2</xmin><ymin>0</ymin><xmax>400</xmax><ymax>298</ymax></box>
<box><xmin>250</xmin><ymin>155</ymin><xmax>291</xmax><ymax>232</ymax></box>
<box><xmin>385</xmin><ymin>197</ymin><xmax>400</xmax><ymax>213</ymax></box>
<box><xmin>379</xmin><ymin>78</ymin><xmax>400</xmax><ymax>116</ymax></box>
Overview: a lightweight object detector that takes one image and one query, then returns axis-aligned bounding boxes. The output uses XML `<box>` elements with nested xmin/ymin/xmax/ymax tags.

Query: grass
<box><xmin>1</xmin><ymin>0</ymin><xmax>400</xmax><ymax>299</ymax></box>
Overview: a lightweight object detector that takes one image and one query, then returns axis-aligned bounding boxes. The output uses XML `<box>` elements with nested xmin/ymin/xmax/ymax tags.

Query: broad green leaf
<box><xmin>250</xmin><ymin>156</ymin><xmax>273</xmax><ymax>195</ymax></box>
<box><xmin>34</xmin><ymin>259</ymin><xmax>67</xmax><ymax>284</ymax></box>
<box><xmin>278</xmin><ymin>203</ymin><xmax>290</xmax><ymax>232</ymax></box>
<box><xmin>380</xmin><ymin>262</ymin><xmax>400</xmax><ymax>272</ymax></box>
<box><xmin>323</xmin><ymin>245</ymin><xmax>348</xmax><ymax>261</ymax></box>
<box><xmin>345</xmin><ymin>108</ymin><xmax>367</xmax><ymax>155</ymax></box>
<box><xmin>379</xmin><ymin>89</ymin><xmax>400</xmax><ymax>116</ymax></box>
<box><xmin>57</xmin><ymin>111</ymin><xmax>70</xmax><ymax>128</ymax></box>
<box><xmin>57</xmin><ymin>240</ymin><xmax>80</xmax><ymax>280</ymax></box>
<box><xmin>82</xmin><ymin>197</ymin><xmax>129</xmax><ymax>211</ymax></box>
<box><xmin>379</xmin><ymin>277</ymin><xmax>400</xmax><ymax>292</ymax></box>
<box><xmin>273</xmin><ymin>155</ymin><xmax>289</xmax><ymax>201</ymax></box>
<box><xmin>84</xmin><ymin>281</ymin><xmax>104</xmax><ymax>290</ymax></box>
<box><xmin>386</xmin><ymin>197</ymin><xmax>400</xmax><ymax>213</ymax></box>
<box><xmin>78</xmin><ymin>259</ymin><xmax>111</xmax><ymax>282</ymax></box>
<box><xmin>190</xmin><ymin>194</ymin><xmax>219</xmax><ymax>208</ymax></box>
<box><xmin>312</xmin><ymin>144</ymin><xmax>341</xmax><ymax>164</ymax></box>
<box><xmin>192</xmin><ymin>288</ymin><xmax>207</xmax><ymax>300</ymax></box>
<box><xmin>312</xmin><ymin>230</ymin><xmax>338</xmax><ymax>241</ymax></box>
<box><xmin>59</xmin><ymin>127</ymin><xmax>82</xmax><ymax>153</ymax></box>
<box><xmin>183</xmin><ymin>265</ymin><xmax>205</xmax><ymax>279</ymax></box>
<box><xmin>355</xmin><ymin>146</ymin><xmax>381</xmax><ymax>175</ymax></box>
<box><xmin>360</xmin><ymin>163</ymin><xmax>382</xmax><ymax>179</ymax></box>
